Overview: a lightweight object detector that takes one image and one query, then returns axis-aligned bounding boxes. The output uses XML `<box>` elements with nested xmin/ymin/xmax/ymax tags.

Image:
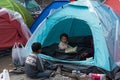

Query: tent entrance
<box><xmin>42</xmin><ymin>18</ymin><xmax>94</xmax><ymax>61</ymax></box>
<box><xmin>44</xmin><ymin>18</ymin><xmax>93</xmax><ymax>45</ymax></box>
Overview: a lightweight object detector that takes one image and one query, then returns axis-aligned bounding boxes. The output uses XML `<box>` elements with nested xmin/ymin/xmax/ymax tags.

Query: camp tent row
<box><xmin>0</xmin><ymin>0</ymin><xmax>34</xmax><ymax>51</ymax></box>
<box><xmin>25</xmin><ymin>0</ymin><xmax>120</xmax><ymax>79</ymax></box>
<box><xmin>0</xmin><ymin>0</ymin><xmax>34</xmax><ymax>27</ymax></box>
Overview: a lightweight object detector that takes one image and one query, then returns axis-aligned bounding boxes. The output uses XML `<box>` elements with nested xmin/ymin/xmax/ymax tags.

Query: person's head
<box><xmin>31</xmin><ymin>42</ymin><xmax>42</xmax><ymax>54</ymax></box>
<box><xmin>60</xmin><ymin>33</ymin><xmax>68</xmax><ymax>43</ymax></box>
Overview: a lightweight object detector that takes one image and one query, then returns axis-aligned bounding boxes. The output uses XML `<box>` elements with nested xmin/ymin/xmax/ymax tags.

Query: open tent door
<box><xmin>42</xmin><ymin>18</ymin><xmax>94</xmax><ymax>61</ymax></box>
<box><xmin>43</xmin><ymin>18</ymin><xmax>92</xmax><ymax>45</ymax></box>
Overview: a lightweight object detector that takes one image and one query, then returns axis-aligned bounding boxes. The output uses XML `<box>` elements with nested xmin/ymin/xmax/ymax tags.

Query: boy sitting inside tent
<box><xmin>42</xmin><ymin>33</ymin><xmax>94</xmax><ymax>61</ymax></box>
<box><xmin>58</xmin><ymin>33</ymin><xmax>88</xmax><ymax>57</ymax></box>
<box><xmin>58</xmin><ymin>33</ymin><xmax>77</xmax><ymax>53</ymax></box>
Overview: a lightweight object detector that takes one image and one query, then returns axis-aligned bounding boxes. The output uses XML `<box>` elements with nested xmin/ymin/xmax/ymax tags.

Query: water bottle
<box><xmin>72</xmin><ymin>70</ymin><xmax>77</xmax><ymax>75</ymax></box>
<box><xmin>77</xmin><ymin>70</ymin><xmax>81</xmax><ymax>74</ymax></box>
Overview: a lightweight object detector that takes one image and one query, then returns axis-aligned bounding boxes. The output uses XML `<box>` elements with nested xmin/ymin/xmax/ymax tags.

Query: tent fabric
<box><xmin>25</xmin><ymin>0</ymin><xmax>120</xmax><ymax>72</ymax></box>
<box><xmin>0</xmin><ymin>0</ymin><xmax>34</xmax><ymax>27</ymax></box>
<box><xmin>0</xmin><ymin>8</ymin><xmax>31</xmax><ymax>50</ymax></box>
<box><xmin>104</xmin><ymin>0</ymin><xmax>120</xmax><ymax>15</ymax></box>
<box><xmin>30</xmin><ymin>0</ymin><xmax>69</xmax><ymax>33</ymax></box>
<box><xmin>55</xmin><ymin>0</ymin><xmax>76</xmax><ymax>1</ymax></box>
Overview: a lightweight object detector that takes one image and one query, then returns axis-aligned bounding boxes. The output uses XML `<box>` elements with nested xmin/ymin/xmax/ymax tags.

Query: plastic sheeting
<box><xmin>0</xmin><ymin>8</ymin><xmax>31</xmax><ymax>40</ymax></box>
<box><xmin>0</xmin><ymin>8</ymin><xmax>31</xmax><ymax>50</ymax></box>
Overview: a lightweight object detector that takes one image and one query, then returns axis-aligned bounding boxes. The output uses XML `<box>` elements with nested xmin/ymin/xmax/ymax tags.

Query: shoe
<box><xmin>50</xmin><ymin>71</ymin><xmax>55</xmax><ymax>77</ymax></box>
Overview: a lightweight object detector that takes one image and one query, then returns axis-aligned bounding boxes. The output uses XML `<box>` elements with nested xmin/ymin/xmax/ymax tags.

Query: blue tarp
<box><xmin>30</xmin><ymin>1</ymin><xmax>69</xmax><ymax>33</ymax></box>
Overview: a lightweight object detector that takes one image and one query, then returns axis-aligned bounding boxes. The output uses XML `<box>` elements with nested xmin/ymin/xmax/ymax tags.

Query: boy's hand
<box><xmin>42</xmin><ymin>59</ymin><xmax>46</xmax><ymax>62</ymax></box>
<box><xmin>81</xmin><ymin>53</ymin><xmax>88</xmax><ymax>57</ymax></box>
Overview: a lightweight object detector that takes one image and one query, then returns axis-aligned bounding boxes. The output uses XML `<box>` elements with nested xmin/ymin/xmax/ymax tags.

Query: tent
<box><xmin>25</xmin><ymin>0</ymin><xmax>120</xmax><ymax>79</ymax></box>
<box><xmin>30</xmin><ymin>0</ymin><xmax>70</xmax><ymax>33</ymax></box>
<box><xmin>14</xmin><ymin>0</ymin><xmax>42</xmax><ymax>13</ymax></box>
<box><xmin>0</xmin><ymin>8</ymin><xmax>31</xmax><ymax>50</ymax></box>
<box><xmin>104</xmin><ymin>0</ymin><xmax>120</xmax><ymax>15</ymax></box>
<box><xmin>94</xmin><ymin>0</ymin><xmax>104</xmax><ymax>2</ymax></box>
<box><xmin>0</xmin><ymin>0</ymin><xmax>34</xmax><ymax>27</ymax></box>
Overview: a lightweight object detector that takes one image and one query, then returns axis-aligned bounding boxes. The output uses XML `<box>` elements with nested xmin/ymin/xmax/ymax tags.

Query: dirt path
<box><xmin>0</xmin><ymin>54</ymin><xmax>14</xmax><ymax>73</ymax></box>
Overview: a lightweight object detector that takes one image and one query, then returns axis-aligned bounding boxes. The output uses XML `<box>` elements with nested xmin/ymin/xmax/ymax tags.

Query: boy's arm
<box><xmin>36</xmin><ymin>57</ymin><xmax>44</xmax><ymax>72</ymax></box>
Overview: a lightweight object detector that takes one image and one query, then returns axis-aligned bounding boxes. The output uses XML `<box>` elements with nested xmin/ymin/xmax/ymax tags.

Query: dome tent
<box><xmin>25</xmin><ymin>0</ymin><xmax>120</xmax><ymax>79</ymax></box>
<box><xmin>0</xmin><ymin>8</ymin><xmax>31</xmax><ymax>50</ymax></box>
<box><xmin>0</xmin><ymin>0</ymin><xmax>34</xmax><ymax>27</ymax></box>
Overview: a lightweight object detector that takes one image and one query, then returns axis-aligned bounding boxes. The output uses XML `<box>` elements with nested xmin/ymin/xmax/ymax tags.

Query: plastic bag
<box><xmin>12</xmin><ymin>43</ymin><xmax>26</xmax><ymax>67</ymax></box>
<box><xmin>88</xmin><ymin>73</ymin><xmax>106</xmax><ymax>80</ymax></box>
<box><xmin>0</xmin><ymin>69</ymin><xmax>10</xmax><ymax>80</ymax></box>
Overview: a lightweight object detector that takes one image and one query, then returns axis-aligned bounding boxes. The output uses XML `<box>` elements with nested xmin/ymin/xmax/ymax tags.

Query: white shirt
<box><xmin>58</xmin><ymin>42</ymin><xmax>68</xmax><ymax>50</ymax></box>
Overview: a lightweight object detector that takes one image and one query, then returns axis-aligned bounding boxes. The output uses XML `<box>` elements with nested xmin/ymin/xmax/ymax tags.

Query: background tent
<box><xmin>25</xmin><ymin>0</ymin><xmax>120</xmax><ymax>79</ymax></box>
<box><xmin>104</xmin><ymin>0</ymin><xmax>120</xmax><ymax>15</ymax></box>
<box><xmin>30</xmin><ymin>0</ymin><xmax>69</xmax><ymax>33</ymax></box>
<box><xmin>54</xmin><ymin>0</ymin><xmax>76</xmax><ymax>1</ymax></box>
<box><xmin>0</xmin><ymin>0</ymin><xmax>34</xmax><ymax>27</ymax></box>
<box><xmin>0</xmin><ymin>8</ymin><xmax>31</xmax><ymax>50</ymax></box>
<box><xmin>94</xmin><ymin>0</ymin><xmax>104</xmax><ymax>2</ymax></box>
<box><xmin>14</xmin><ymin>0</ymin><xmax>42</xmax><ymax>13</ymax></box>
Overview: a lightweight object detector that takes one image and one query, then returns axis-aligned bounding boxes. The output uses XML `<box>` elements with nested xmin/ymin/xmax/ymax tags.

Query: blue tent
<box><xmin>25</xmin><ymin>0</ymin><xmax>120</xmax><ymax>78</ymax></box>
<box><xmin>30</xmin><ymin>0</ymin><xmax>69</xmax><ymax>33</ymax></box>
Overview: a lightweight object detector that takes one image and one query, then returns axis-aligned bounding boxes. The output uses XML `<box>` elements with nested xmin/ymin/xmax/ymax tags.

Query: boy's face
<box><xmin>37</xmin><ymin>49</ymin><xmax>42</xmax><ymax>53</ymax></box>
<box><xmin>61</xmin><ymin>36</ymin><xmax>68</xmax><ymax>43</ymax></box>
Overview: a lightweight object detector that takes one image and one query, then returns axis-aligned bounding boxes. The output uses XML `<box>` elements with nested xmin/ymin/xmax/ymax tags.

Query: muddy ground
<box><xmin>0</xmin><ymin>54</ymin><xmax>13</xmax><ymax>73</ymax></box>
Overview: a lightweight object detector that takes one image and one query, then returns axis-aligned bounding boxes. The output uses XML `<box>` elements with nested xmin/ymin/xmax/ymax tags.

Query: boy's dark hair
<box><xmin>60</xmin><ymin>33</ymin><xmax>68</xmax><ymax>40</ymax></box>
<box><xmin>32</xmin><ymin>42</ymin><xmax>41</xmax><ymax>52</ymax></box>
